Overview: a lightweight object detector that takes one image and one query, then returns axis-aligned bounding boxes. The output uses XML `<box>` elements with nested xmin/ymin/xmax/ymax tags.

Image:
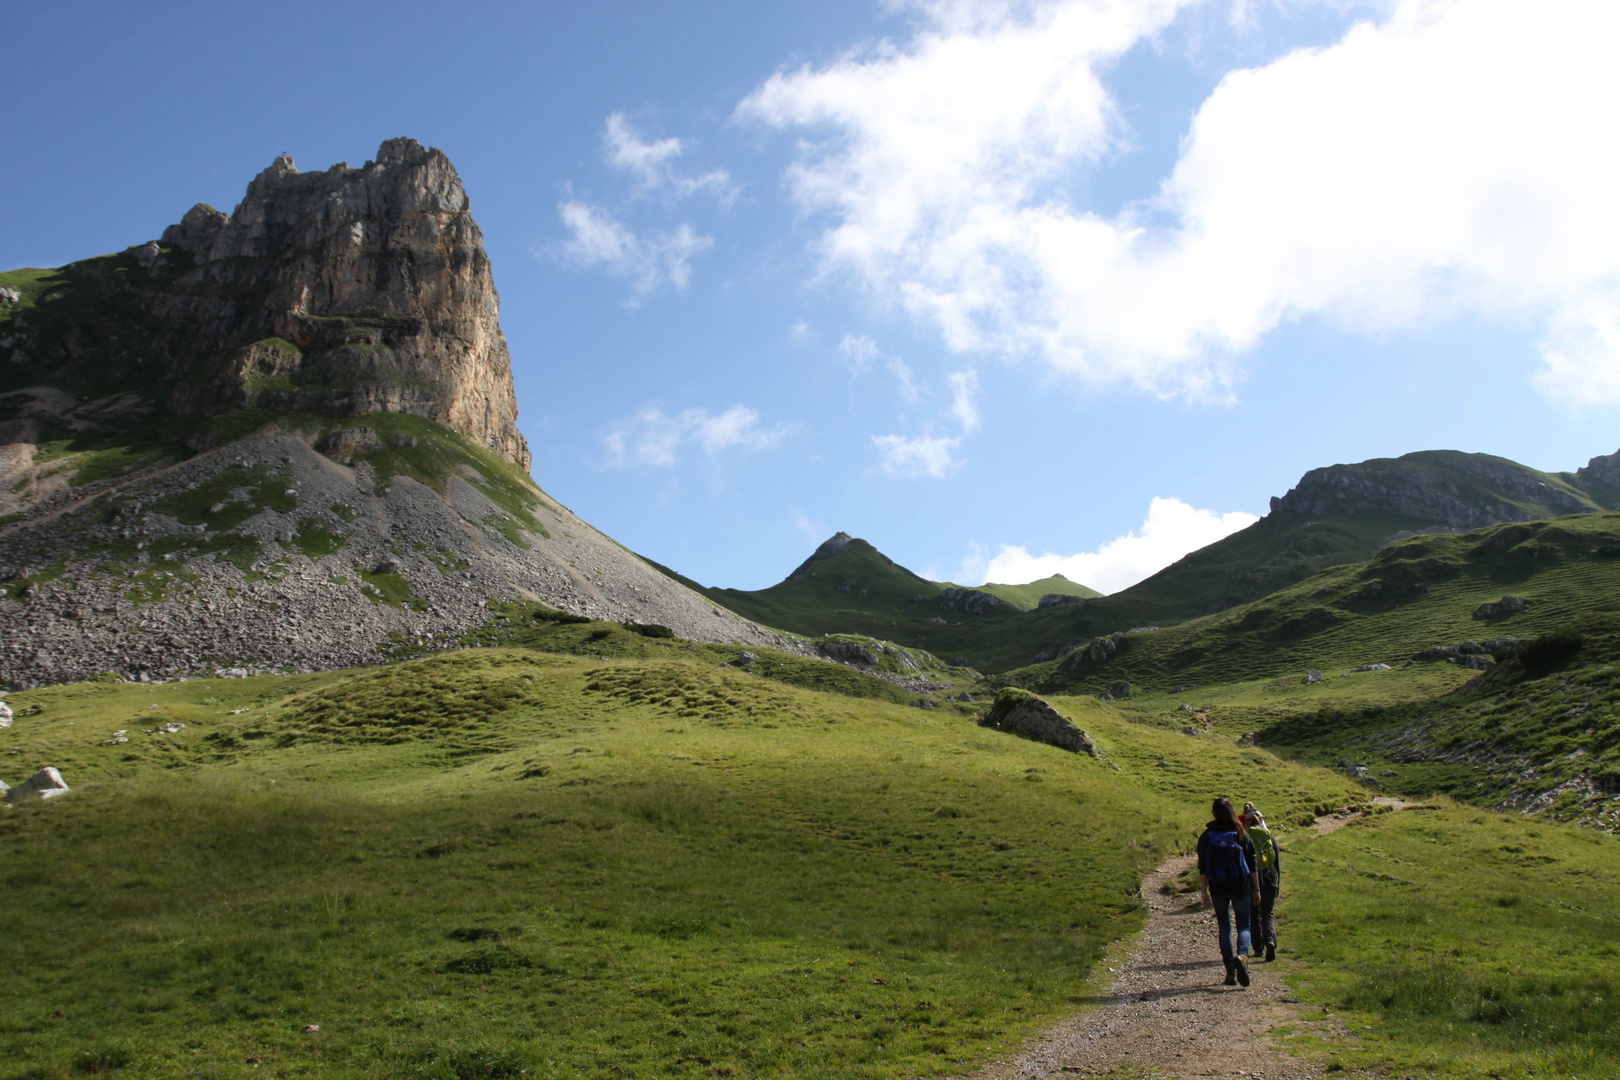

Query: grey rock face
<box><xmin>319</xmin><ymin>427</ymin><xmax>383</xmax><ymax>462</ymax></box>
<box><xmin>1037</xmin><ymin>593</ymin><xmax>1085</xmax><ymax>609</ymax></box>
<box><xmin>938</xmin><ymin>587</ymin><xmax>1016</xmax><ymax>615</ymax></box>
<box><xmin>7</xmin><ymin>139</ymin><xmax>528</xmax><ymax>470</ymax></box>
<box><xmin>817</xmin><ymin>639</ymin><xmax>877</xmax><ymax>667</ymax></box>
<box><xmin>1303</xmin><ymin>670</ymin><xmax>1323</xmax><ymax>684</ymax></box>
<box><xmin>980</xmin><ymin>689</ymin><xmax>1097</xmax><ymax>756</ymax></box>
<box><xmin>1106</xmin><ymin>680</ymin><xmax>1132</xmax><ymax>698</ymax></box>
<box><xmin>1474</xmin><ymin>595</ymin><xmax>1529</xmax><ymax>619</ymax></box>
<box><xmin>1060</xmin><ymin>633</ymin><xmax>1123</xmax><ymax>671</ymax></box>
<box><xmin>1269</xmin><ymin>450</ymin><xmax>1611</xmax><ymax>529</ymax></box>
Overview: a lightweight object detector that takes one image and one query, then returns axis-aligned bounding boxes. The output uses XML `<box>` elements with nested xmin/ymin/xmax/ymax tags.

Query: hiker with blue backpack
<box><xmin>1244</xmin><ymin>802</ymin><xmax>1282</xmax><ymax>963</ymax></box>
<box><xmin>1197</xmin><ymin>797</ymin><xmax>1263</xmax><ymax>987</ymax></box>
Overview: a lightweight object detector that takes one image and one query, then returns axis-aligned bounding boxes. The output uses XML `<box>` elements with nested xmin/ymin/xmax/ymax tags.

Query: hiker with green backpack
<box><xmin>1244</xmin><ymin>803</ymin><xmax>1283</xmax><ymax>962</ymax></box>
<box><xmin>1197</xmin><ymin>796</ymin><xmax>1263</xmax><ymax>987</ymax></box>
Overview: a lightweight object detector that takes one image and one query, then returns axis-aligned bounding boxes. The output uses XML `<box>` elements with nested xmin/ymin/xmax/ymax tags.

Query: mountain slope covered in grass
<box><xmin>0</xmin><ymin>638</ymin><xmax>1362</xmax><ymax>1079</ymax></box>
<box><xmin>665</xmin><ymin>448</ymin><xmax>1620</xmax><ymax>675</ymax></box>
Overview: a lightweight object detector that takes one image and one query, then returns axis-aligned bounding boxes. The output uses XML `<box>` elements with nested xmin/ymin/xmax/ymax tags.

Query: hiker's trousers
<box><xmin>1250</xmin><ymin>881</ymin><xmax>1279</xmax><ymax>948</ymax></box>
<box><xmin>1211</xmin><ymin>891</ymin><xmax>1252</xmax><ymax>969</ymax></box>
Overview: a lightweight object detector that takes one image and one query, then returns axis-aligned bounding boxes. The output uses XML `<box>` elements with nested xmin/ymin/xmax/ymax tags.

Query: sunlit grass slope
<box><xmin>1279</xmin><ymin>805</ymin><xmax>1620</xmax><ymax>1079</ymax></box>
<box><xmin>0</xmin><ymin>647</ymin><xmax>1360</xmax><ymax>1080</ymax></box>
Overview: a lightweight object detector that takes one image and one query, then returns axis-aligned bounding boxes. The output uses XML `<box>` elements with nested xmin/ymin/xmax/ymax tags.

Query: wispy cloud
<box><xmin>963</xmin><ymin>496</ymin><xmax>1258</xmax><ymax>594</ymax></box>
<box><xmin>793</xmin><ymin>509</ymin><xmax>827</xmax><ymax>543</ymax></box>
<box><xmin>603</xmin><ymin>112</ymin><xmax>737</xmax><ymax>203</ymax></box>
<box><xmin>839</xmin><ymin>332</ymin><xmax>884</xmax><ymax>374</ymax></box>
<box><xmin>603</xmin><ymin>404</ymin><xmax>787</xmax><ymax>469</ymax></box>
<box><xmin>740</xmin><ymin>0</ymin><xmax>1620</xmax><ymax>404</ymax></box>
<box><xmin>947</xmin><ymin>369</ymin><xmax>980</xmax><ymax>432</ymax></box>
<box><xmin>871</xmin><ymin>433</ymin><xmax>962</xmax><ymax>479</ymax></box>
<box><xmin>551</xmin><ymin>200</ymin><xmax>712</xmax><ymax>298</ymax></box>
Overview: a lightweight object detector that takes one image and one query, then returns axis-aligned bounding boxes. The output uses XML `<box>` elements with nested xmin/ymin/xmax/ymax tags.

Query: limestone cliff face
<box><xmin>153</xmin><ymin>138</ymin><xmax>529</xmax><ymax>468</ymax></box>
<box><xmin>1267</xmin><ymin>450</ymin><xmax>1611</xmax><ymax>529</ymax></box>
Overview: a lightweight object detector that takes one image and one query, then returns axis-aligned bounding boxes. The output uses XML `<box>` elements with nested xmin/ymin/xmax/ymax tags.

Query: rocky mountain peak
<box><xmin>2</xmin><ymin>138</ymin><xmax>528</xmax><ymax>469</ymax></box>
<box><xmin>790</xmin><ymin>532</ymin><xmax>865</xmax><ymax>578</ymax></box>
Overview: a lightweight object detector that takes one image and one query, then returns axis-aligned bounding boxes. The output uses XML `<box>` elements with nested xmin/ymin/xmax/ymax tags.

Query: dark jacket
<box><xmin>1196</xmin><ymin>821</ymin><xmax>1260</xmax><ymax>897</ymax></box>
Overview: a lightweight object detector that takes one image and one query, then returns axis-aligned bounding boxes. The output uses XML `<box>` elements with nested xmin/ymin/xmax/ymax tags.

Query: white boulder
<box><xmin>0</xmin><ymin>702</ymin><xmax>11</xmax><ymax>729</ymax></box>
<box><xmin>6</xmin><ymin>767</ymin><xmax>70</xmax><ymax>802</ymax></box>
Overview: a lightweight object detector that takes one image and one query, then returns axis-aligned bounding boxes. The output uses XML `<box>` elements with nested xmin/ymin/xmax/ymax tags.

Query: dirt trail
<box><xmin>957</xmin><ymin>801</ymin><xmax>1408</xmax><ymax>1080</ymax></box>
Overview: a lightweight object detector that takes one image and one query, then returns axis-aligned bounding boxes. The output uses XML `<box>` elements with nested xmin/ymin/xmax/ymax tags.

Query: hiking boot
<box><xmin>1234</xmin><ymin>956</ymin><xmax>1250</xmax><ymax>987</ymax></box>
<box><xmin>1223</xmin><ymin>968</ymin><xmax>1238</xmax><ymax>986</ymax></box>
<box><xmin>1265</xmin><ymin>943</ymin><xmax>1276</xmax><ymax>962</ymax></box>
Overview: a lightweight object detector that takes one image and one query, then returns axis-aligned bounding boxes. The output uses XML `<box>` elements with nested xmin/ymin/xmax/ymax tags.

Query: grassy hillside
<box><xmin>0</xmin><ymin>638</ymin><xmax>1370</xmax><ymax>1079</ymax></box>
<box><xmin>946</xmin><ymin>575</ymin><xmax>1100</xmax><ymax>610</ymax></box>
<box><xmin>1281</xmin><ymin>805</ymin><xmax>1620</xmax><ymax>1078</ymax></box>
<box><xmin>662</xmin><ymin>449</ymin><xmax>1620</xmax><ymax>676</ymax></box>
<box><xmin>1012</xmin><ymin>511</ymin><xmax>1620</xmax><ymax>696</ymax></box>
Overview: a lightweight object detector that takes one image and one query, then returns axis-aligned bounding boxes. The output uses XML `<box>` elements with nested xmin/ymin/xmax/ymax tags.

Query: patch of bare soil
<box><xmin>955</xmin><ymin>804</ymin><xmax>1404</xmax><ymax>1080</ymax></box>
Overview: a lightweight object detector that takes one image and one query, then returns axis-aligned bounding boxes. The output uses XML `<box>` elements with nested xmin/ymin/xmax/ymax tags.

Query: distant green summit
<box><xmin>650</xmin><ymin>532</ymin><xmax>1097</xmax><ymax>660</ymax></box>
<box><xmin>665</xmin><ymin>447</ymin><xmax>1620</xmax><ymax>673</ymax></box>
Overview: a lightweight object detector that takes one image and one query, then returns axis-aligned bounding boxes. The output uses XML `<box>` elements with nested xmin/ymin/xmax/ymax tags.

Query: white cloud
<box><xmin>971</xmin><ymin>496</ymin><xmax>1258</xmax><ymax>594</ymax></box>
<box><xmin>603</xmin><ymin>112</ymin><xmax>736</xmax><ymax>202</ymax></box>
<box><xmin>603</xmin><ymin>405</ymin><xmax>786</xmax><ymax>468</ymax></box>
<box><xmin>552</xmin><ymin>200</ymin><xmax>713</xmax><ymax>297</ymax></box>
<box><xmin>839</xmin><ymin>332</ymin><xmax>884</xmax><ymax>373</ymax></box>
<box><xmin>790</xmin><ymin>320</ymin><xmax>811</xmax><ymax>342</ymax></box>
<box><xmin>794</xmin><ymin>509</ymin><xmax>828</xmax><ymax>542</ymax></box>
<box><xmin>947</xmin><ymin>369</ymin><xmax>980</xmax><ymax>432</ymax></box>
<box><xmin>871</xmin><ymin>433</ymin><xmax>962</xmax><ymax>478</ymax></box>
<box><xmin>740</xmin><ymin>0</ymin><xmax>1620</xmax><ymax>403</ymax></box>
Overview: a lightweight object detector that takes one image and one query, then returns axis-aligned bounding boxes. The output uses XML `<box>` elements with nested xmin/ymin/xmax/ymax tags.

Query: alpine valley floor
<box><xmin>3</xmin><ymin>618</ymin><xmax>1618</xmax><ymax>1079</ymax></box>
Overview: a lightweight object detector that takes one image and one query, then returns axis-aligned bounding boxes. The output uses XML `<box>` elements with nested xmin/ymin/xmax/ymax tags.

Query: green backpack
<box><xmin>1249</xmin><ymin>824</ymin><xmax>1278</xmax><ymax>874</ymax></box>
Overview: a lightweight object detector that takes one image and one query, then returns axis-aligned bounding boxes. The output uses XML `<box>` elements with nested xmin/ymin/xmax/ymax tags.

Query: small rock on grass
<box><xmin>5</xmin><ymin>767</ymin><xmax>70</xmax><ymax>802</ymax></box>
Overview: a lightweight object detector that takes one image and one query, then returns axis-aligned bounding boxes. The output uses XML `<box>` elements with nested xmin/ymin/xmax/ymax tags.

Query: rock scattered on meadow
<box><xmin>5</xmin><ymin>766</ymin><xmax>70</xmax><ymax>802</ymax></box>
<box><xmin>981</xmin><ymin>689</ymin><xmax>1097</xmax><ymax>756</ymax></box>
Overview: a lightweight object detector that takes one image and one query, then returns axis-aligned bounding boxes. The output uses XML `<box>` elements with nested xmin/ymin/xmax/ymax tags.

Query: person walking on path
<box><xmin>1197</xmin><ymin>797</ymin><xmax>1263</xmax><ymax>987</ymax></box>
<box><xmin>1244</xmin><ymin>803</ymin><xmax>1282</xmax><ymax>963</ymax></box>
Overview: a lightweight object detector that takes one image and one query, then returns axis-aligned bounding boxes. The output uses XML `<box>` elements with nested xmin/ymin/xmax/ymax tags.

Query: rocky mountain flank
<box><xmin>0</xmin><ymin>140</ymin><xmax>801</xmax><ymax>687</ymax></box>
<box><xmin>1270</xmin><ymin>449</ymin><xmax>1620</xmax><ymax>529</ymax></box>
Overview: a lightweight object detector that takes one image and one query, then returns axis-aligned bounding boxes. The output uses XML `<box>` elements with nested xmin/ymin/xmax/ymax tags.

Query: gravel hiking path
<box><xmin>956</xmin><ymin>800</ymin><xmax>1411</xmax><ymax>1080</ymax></box>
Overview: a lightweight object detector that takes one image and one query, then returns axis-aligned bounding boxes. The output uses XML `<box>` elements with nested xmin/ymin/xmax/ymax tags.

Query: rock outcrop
<box><xmin>1268</xmin><ymin>450</ymin><xmax>1610</xmax><ymax>529</ymax></box>
<box><xmin>980</xmin><ymin>688</ymin><xmax>1097</xmax><ymax>756</ymax></box>
<box><xmin>2</xmin><ymin>138</ymin><xmax>529</xmax><ymax>469</ymax></box>
<box><xmin>938</xmin><ymin>587</ymin><xmax>1016</xmax><ymax>615</ymax></box>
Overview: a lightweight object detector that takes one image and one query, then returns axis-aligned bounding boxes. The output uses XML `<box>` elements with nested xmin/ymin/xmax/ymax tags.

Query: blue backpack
<box><xmin>1206</xmin><ymin>829</ymin><xmax>1251</xmax><ymax>884</ymax></box>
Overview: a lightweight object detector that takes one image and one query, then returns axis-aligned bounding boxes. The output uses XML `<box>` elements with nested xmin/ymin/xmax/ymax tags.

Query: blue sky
<box><xmin>5</xmin><ymin>0</ymin><xmax>1619</xmax><ymax>592</ymax></box>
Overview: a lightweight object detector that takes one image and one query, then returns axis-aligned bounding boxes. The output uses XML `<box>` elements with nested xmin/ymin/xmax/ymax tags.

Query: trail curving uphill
<box><xmin>958</xmin><ymin>802</ymin><xmax>1408</xmax><ymax>1080</ymax></box>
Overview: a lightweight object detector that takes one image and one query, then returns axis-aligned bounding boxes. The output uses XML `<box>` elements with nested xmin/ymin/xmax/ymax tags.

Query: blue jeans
<box><xmin>1212</xmin><ymin>891</ymin><xmax>1253</xmax><ymax>970</ymax></box>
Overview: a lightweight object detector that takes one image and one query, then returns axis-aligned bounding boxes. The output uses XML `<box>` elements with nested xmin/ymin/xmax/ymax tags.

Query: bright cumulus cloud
<box><xmin>972</xmin><ymin>497</ymin><xmax>1258</xmax><ymax>595</ymax></box>
<box><xmin>871</xmin><ymin>433</ymin><xmax>961</xmax><ymax>479</ymax></box>
<box><xmin>551</xmin><ymin>201</ymin><xmax>712</xmax><ymax>297</ymax></box>
<box><xmin>604</xmin><ymin>405</ymin><xmax>785</xmax><ymax>468</ymax></box>
<box><xmin>739</xmin><ymin>0</ymin><xmax>1620</xmax><ymax>403</ymax></box>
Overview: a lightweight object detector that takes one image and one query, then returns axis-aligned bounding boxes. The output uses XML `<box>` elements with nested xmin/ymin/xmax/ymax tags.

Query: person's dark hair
<box><xmin>1212</xmin><ymin>797</ymin><xmax>1248</xmax><ymax>840</ymax></box>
